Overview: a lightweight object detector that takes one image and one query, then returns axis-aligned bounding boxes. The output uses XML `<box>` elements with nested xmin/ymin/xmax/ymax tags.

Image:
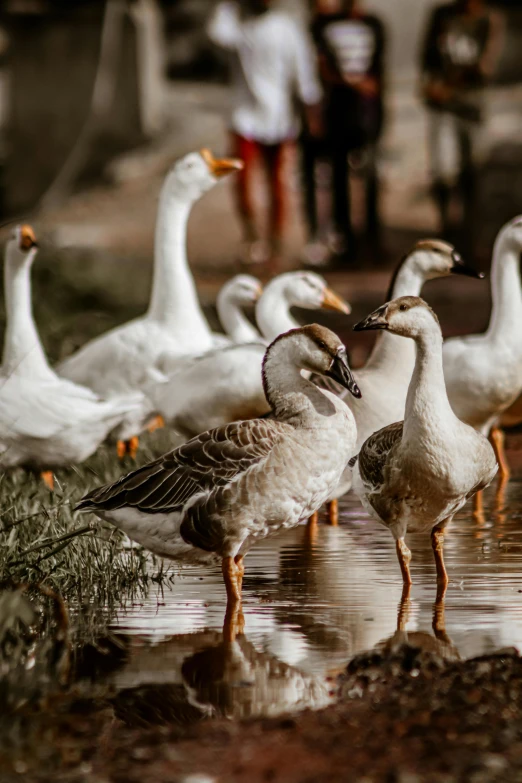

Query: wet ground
<box><xmin>3</xmin><ymin>462</ymin><xmax>522</xmax><ymax>781</ymax></box>
<box><xmin>102</xmin><ymin>463</ymin><xmax>522</xmax><ymax>719</ymax></box>
<box><xmin>0</xmin><ymin>466</ymin><xmax>522</xmax><ymax>783</ymax></box>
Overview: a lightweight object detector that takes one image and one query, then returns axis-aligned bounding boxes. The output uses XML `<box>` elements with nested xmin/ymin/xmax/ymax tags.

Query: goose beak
<box><xmin>450</xmin><ymin>251</ymin><xmax>484</xmax><ymax>279</ymax></box>
<box><xmin>325</xmin><ymin>349</ymin><xmax>361</xmax><ymax>398</ymax></box>
<box><xmin>19</xmin><ymin>224</ymin><xmax>38</xmax><ymax>251</ymax></box>
<box><xmin>200</xmin><ymin>148</ymin><xmax>244</xmax><ymax>178</ymax></box>
<box><xmin>253</xmin><ymin>283</ymin><xmax>263</xmax><ymax>302</ymax></box>
<box><xmin>321</xmin><ymin>287</ymin><xmax>351</xmax><ymax>314</ymax></box>
<box><xmin>353</xmin><ymin>304</ymin><xmax>389</xmax><ymax>332</ymax></box>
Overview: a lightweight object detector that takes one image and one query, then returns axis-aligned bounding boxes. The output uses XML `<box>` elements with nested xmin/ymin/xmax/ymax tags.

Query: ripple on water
<box><xmin>103</xmin><ymin>475</ymin><xmax>522</xmax><ymax>724</ymax></box>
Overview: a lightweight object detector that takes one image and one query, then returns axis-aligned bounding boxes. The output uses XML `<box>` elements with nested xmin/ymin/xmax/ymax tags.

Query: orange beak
<box><xmin>321</xmin><ymin>287</ymin><xmax>351</xmax><ymax>314</ymax></box>
<box><xmin>200</xmin><ymin>148</ymin><xmax>244</xmax><ymax>178</ymax></box>
<box><xmin>19</xmin><ymin>224</ymin><xmax>38</xmax><ymax>251</ymax></box>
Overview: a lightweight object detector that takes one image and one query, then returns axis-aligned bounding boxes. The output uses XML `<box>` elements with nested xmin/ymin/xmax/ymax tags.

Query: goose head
<box><xmin>6</xmin><ymin>224</ymin><xmax>39</xmax><ymax>266</ymax></box>
<box><xmin>354</xmin><ymin>296</ymin><xmax>439</xmax><ymax>340</ymax></box>
<box><xmin>494</xmin><ymin>215</ymin><xmax>522</xmax><ymax>253</ymax></box>
<box><xmin>388</xmin><ymin>240</ymin><xmax>482</xmax><ymax>298</ymax></box>
<box><xmin>265</xmin><ymin>324</ymin><xmax>361</xmax><ymax>398</ymax></box>
<box><xmin>166</xmin><ymin>148</ymin><xmax>243</xmax><ymax>202</ymax></box>
<box><xmin>275</xmin><ymin>272</ymin><xmax>351</xmax><ymax>314</ymax></box>
<box><xmin>219</xmin><ymin>275</ymin><xmax>263</xmax><ymax>308</ymax></box>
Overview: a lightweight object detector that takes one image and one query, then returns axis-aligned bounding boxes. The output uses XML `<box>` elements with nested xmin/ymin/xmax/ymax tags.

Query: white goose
<box><xmin>57</xmin><ymin>149</ymin><xmax>243</xmax><ymax>449</ymax></box>
<box><xmin>443</xmin><ymin>217</ymin><xmax>522</xmax><ymax>500</ymax></box>
<box><xmin>216</xmin><ymin>274</ymin><xmax>263</xmax><ymax>343</ymax></box>
<box><xmin>77</xmin><ymin>324</ymin><xmax>361</xmax><ymax>621</ymax></box>
<box><xmin>148</xmin><ymin>272</ymin><xmax>350</xmax><ymax>438</ymax></box>
<box><xmin>0</xmin><ymin>226</ymin><xmax>144</xmax><ymax>488</ymax></box>
<box><xmin>314</xmin><ymin>239</ymin><xmax>483</xmax><ymax>526</ymax></box>
<box><xmin>348</xmin><ymin>240</ymin><xmax>483</xmax><ymax>452</ymax></box>
<box><xmin>351</xmin><ymin>297</ymin><xmax>498</xmax><ymax>588</ymax></box>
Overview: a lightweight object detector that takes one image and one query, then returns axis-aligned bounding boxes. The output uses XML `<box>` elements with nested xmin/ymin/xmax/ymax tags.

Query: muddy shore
<box><xmin>2</xmin><ymin>631</ymin><xmax>522</xmax><ymax>783</ymax></box>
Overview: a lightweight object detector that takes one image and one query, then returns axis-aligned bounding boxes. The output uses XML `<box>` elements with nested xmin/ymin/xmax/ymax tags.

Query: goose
<box><xmin>216</xmin><ymin>274</ymin><xmax>263</xmax><ymax>343</ymax></box>
<box><xmin>148</xmin><ymin>271</ymin><xmax>350</xmax><ymax>438</ymax></box>
<box><xmin>57</xmin><ymin>149</ymin><xmax>243</xmax><ymax>452</ymax></box>
<box><xmin>0</xmin><ymin>226</ymin><xmax>144</xmax><ymax>488</ymax></box>
<box><xmin>313</xmin><ymin>239</ymin><xmax>483</xmax><ymax>526</ymax></box>
<box><xmin>76</xmin><ymin>324</ymin><xmax>361</xmax><ymax>628</ymax></box>
<box><xmin>351</xmin><ymin>296</ymin><xmax>497</xmax><ymax>589</ymax></box>
<box><xmin>443</xmin><ymin>217</ymin><xmax>522</xmax><ymax>507</ymax></box>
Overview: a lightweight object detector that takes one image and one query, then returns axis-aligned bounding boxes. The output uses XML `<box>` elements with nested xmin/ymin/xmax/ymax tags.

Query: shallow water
<box><xmin>106</xmin><ymin>475</ymin><xmax>522</xmax><ymax>724</ymax></box>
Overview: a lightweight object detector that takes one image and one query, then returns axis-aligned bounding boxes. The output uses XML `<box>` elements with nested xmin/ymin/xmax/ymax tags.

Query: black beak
<box><xmin>450</xmin><ymin>251</ymin><xmax>484</xmax><ymax>279</ymax></box>
<box><xmin>325</xmin><ymin>349</ymin><xmax>361</xmax><ymax>399</ymax></box>
<box><xmin>353</xmin><ymin>304</ymin><xmax>389</xmax><ymax>332</ymax></box>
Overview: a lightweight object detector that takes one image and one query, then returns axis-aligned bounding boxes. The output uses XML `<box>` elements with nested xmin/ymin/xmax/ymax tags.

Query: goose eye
<box><xmin>399</xmin><ymin>304</ymin><xmax>407</xmax><ymax>312</ymax></box>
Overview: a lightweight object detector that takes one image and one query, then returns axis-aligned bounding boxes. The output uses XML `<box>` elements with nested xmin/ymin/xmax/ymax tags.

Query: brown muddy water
<box><xmin>99</xmin><ymin>474</ymin><xmax>522</xmax><ymax>725</ymax></box>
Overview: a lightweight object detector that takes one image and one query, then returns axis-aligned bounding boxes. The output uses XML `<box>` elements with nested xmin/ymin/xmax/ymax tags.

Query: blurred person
<box><xmin>302</xmin><ymin>0</ymin><xmax>386</xmax><ymax>267</ymax></box>
<box><xmin>420</xmin><ymin>0</ymin><xmax>502</xmax><ymax>240</ymax></box>
<box><xmin>208</xmin><ymin>0</ymin><xmax>323</xmax><ymax>265</ymax></box>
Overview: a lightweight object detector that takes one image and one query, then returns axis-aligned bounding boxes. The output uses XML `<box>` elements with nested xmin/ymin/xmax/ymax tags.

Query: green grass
<box><xmin>0</xmin><ymin>246</ymin><xmax>185</xmax><ymax>642</ymax></box>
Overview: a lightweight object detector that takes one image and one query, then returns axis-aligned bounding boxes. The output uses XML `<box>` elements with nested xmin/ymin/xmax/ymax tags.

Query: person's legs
<box><xmin>457</xmin><ymin>116</ymin><xmax>478</xmax><ymax>253</ymax></box>
<box><xmin>232</xmin><ymin>133</ymin><xmax>259</xmax><ymax>242</ymax></box>
<box><xmin>300</xmin><ymin>135</ymin><xmax>329</xmax><ymax>266</ymax></box>
<box><xmin>427</xmin><ymin>109</ymin><xmax>452</xmax><ymax>235</ymax></box>
<box><xmin>301</xmin><ymin>135</ymin><xmax>319</xmax><ymax>239</ymax></box>
<box><xmin>260</xmin><ymin>140</ymin><xmax>287</xmax><ymax>255</ymax></box>
<box><xmin>364</xmin><ymin>141</ymin><xmax>381</xmax><ymax>241</ymax></box>
<box><xmin>331</xmin><ymin>137</ymin><xmax>350</xmax><ymax>239</ymax></box>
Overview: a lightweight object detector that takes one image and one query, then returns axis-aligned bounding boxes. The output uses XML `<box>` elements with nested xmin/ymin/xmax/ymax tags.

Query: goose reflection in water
<box><xmin>110</xmin><ymin>587</ymin><xmax>458</xmax><ymax>730</ymax></box>
<box><xmin>112</xmin><ymin>613</ymin><xmax>331</xmax><ymax>729</ymax></box>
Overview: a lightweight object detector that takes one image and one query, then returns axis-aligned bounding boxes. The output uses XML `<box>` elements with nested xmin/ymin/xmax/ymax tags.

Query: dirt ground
<box><xmin>2</xmin><ymin>635</ymin><xmax>522</xmax><ymax>783</ymax></box>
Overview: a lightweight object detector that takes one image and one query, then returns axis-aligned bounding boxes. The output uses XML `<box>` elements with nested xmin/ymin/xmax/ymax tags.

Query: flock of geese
<box><xmin>2</xmin><ymin>148</ymin><xmax>522</xmax><ymax>634</ymax></box>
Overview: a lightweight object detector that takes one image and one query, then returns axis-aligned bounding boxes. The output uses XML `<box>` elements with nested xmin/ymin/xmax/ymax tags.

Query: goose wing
<box><xmin>357</xmin><ymin>421</ymin><xmax>404</xmax><ymax>489</ymax></box>
<box><xmin>77</xmin><ymin>419</ymin><xmax>285</xmax><ymax>514</ymax></box>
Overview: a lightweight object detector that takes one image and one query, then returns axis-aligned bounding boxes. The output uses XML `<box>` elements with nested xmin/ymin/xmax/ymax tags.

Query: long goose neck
<box><xmin>256</xmin><ymin>282</ymin><xmax>296</xmax><ymax>342</ymax></box>
<box><xmin>147</xmin><ymin>183</ymin><xmax>212</xmax><ymax>342</ymax></box>
<box><xmin>487</xmin><ymin>235</ymin><xmax>522</xmax><ymax>338</ymax></box>
<box><xmin>262</xmin><ymin>342</ymin><xmax>328</xmax><ymax>423</ymax></box>
<box><xmin>403</xmin><ymin>326</ymin><xmax>454</xmax><ymax>440</ymax></box>
<box><xmin>217</xmin><ymin>294</ymin><xmax>259</xmax><ymax>342</ymax></box>
<box><xmin>365</xmin><ymin>262</ymin><xmax>423</xmax><ymax>372</ymax></box>
<box><xmin>2</xmin><ymin>252</ymin><xmax>52</xmax><ymax>377</ymax></box>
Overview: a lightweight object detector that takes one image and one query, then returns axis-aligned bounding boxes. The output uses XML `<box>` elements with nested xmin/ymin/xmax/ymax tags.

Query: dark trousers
<box><xmin>301</xmin><ymin>135</ymin><xmax>380</xmax><ymax>246</ymax></box>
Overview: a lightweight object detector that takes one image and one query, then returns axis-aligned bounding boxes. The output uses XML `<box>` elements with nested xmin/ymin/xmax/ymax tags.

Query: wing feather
<box><xmin>358</xmin><ymin>421</ymin><xmax>404</xmax><ymax>489</ymax></box>
<box><xmin>77</xmin><ymin>419</ymin><xmax>284</xmax><ymax>515</ymax></box>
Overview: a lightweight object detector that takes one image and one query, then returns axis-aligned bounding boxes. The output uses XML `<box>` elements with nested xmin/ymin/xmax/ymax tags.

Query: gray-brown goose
<box><xmin>351</xmin><ymin>297</ymin><xmax>498</xmax><ymax>589</ymax></box>
<box><xmin>76</xmin><ymin>325</ymin><xmax>361</xmax><ymax>611</ymax></box>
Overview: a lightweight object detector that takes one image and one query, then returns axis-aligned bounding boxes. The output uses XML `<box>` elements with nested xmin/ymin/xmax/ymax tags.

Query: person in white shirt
<box><xmin>208</xmin><ymin>0</ymin><xmax>322</xmax><ymax>265</ymax></box>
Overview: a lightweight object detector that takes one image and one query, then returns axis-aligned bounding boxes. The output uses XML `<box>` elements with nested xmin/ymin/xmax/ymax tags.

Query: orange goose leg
<box><xmin>396</xmin><ymin>538</ymin><xmax>412</xmax><ymax>586</ymax></box>
<box><xmin>327</xmin><ymin>499</ymin><xmax>339</xmax><ymax>526</ymax></box>
<box><xmin>41</xmin><ymin>471</ymin><xmax>55</xmax><ymax>491</ymax></box>
<box><xmin>117</xmin><ymin>436</ymin><xmax>140</xmax><ymax>460</ymax></box>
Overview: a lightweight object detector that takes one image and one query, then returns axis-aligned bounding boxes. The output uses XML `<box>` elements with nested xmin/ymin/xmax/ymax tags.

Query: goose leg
<box><xmin>41</xmin><ymin>471</ymin><xmax>55</xmax><ymax>491</ymax></box>
<box><xmin>473</xmin><ymin>490</ymin><xmax>484</xmax><ymax>517</ymax></box>
<box><xmin>397</xmin><ymin>583</ymin><xmax>412</xmax><ymax>631</ymax></box>
<box><xmin>327</xmin><ymin>499</ymin><xmax>338</xmax><ymax>526</ymax></box>
<box><xmin>222</xmin><ymin>556</ymin><xmax>242</xmax><ymax>604</ymax></box>
<box><xmin>396</xmin><ymin>538</ymin><xmax>412</xmax><ymax>586</ymax></box>
<box><xmin>223</xmin><ymin>602</ymin><xmax>245</xmax><ymax>642</ymax></box>
<box><xmin>431</xmin><ymin>522</ymin><xmax>449</xmax><ymax>588</ymax></box>
<box><xmin>147</xmin><ymin>414</ymin><xmax>165</xmax><ymax>434</ymax></box>
<box><xmin>433</xmin><ymin>580</ymin><xmax>451</xmax><ymax>645</ymax></box>
<box><xmin>308</xmin><ymin>511</ymin><xmax>319</xmax><ymax>527</ymax></box>
<box><xmin>490</xmin><ymin>425</ymin><xmax>510</xmax><ymax>481</ymax></box>
<box><xmin>234</xmin><ymin>554</ymin><xmax>245</xmax><ymax>594</ymax></box>
<box><xmin>117</xmin><ymin>437</ymin><xmax>140</xmax><ymax>460</ymax></box>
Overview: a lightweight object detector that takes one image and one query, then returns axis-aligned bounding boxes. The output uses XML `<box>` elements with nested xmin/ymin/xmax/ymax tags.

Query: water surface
<box><xmin>107</xmin><ymin>476</ymin><xmax>522</xmax><ymax>724</ymax></box>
